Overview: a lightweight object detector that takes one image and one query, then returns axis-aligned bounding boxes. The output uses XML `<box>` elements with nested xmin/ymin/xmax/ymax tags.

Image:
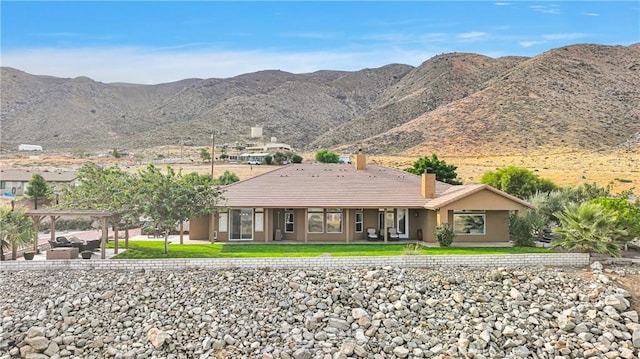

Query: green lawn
<box><xmin>112</xmin><ymin>241</ymin><xmax>551</xmax><ymax>259</ymax></box>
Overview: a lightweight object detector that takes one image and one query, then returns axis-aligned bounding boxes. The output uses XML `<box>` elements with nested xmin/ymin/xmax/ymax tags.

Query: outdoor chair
<box><xmin>54</xmin><ymin>236</ymin><xmax>73</xmax><ymax>247</ymax></box>
<box><xmin>366</xmin><ymin>228</ymin><xmax>379</xmax><ymax>241</ymax></box>
<box><xmin>388</xmin><ymin>227</ymin><xmax>400</xmax><ymax>241</ymax></box>
<box><xmin>81</xmin><ymin>239</ymin><xmax>100</xmax><ymax>252</ymax></box>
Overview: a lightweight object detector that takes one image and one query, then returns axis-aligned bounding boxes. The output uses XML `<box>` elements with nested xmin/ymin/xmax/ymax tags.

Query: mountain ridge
<box><xmin>1</xmin><ymin>43</ymin><xmax>638</xmax><ymax>156</ymax></box>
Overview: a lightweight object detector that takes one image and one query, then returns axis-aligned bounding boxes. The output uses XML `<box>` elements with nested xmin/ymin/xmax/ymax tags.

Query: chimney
<box><xmin>354</xmin><ymin>149</ymin><xmax>366</xmax><ymax>170</ymax></box>
<box><xmin>422</xmin><ymin>172</ymin><xmax>436</xmax><ymax>198</ymax></box>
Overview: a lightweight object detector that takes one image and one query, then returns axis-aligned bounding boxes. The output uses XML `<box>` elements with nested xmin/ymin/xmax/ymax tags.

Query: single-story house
<box><xmin>189</xmin><ymin>153</ymin><xmax>535</xmax><ymax>244</ymax></box>
<box><xmin>0</xmin><ymin>169</ymin><xmax>76</xmax><ymax>197</ymax></box>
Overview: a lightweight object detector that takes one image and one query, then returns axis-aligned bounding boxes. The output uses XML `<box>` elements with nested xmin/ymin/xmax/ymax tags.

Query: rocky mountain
<box><xmin>1</xmin><ymin>43</ymin><xmax>638</xmax><ymax>155</ymax></box>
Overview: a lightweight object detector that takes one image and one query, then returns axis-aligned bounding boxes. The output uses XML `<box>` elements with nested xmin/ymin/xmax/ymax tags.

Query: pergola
<box><xmin>25</xmin><ymin>210</ymin><xmax>113</xmax><ymax>260</ymax></box>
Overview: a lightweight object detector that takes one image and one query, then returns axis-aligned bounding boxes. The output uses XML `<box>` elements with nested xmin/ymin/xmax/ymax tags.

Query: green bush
<box><xmin>435</xmin><ymin>223</ymin><xmax>455</xmax><ymax>247</ymax></box>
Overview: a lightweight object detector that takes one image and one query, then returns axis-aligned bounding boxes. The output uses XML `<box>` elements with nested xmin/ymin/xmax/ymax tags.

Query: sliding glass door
<box><xmin>230</xmin><ymin>209</ymin><xmax>253</xmax><ymax>241</ymax></box>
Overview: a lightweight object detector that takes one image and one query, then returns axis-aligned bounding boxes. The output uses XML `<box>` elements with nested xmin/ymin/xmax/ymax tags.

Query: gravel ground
<box><xmin>1</xmin><ymin>263</ymin><xmax>639</xmax><ymax>359</ymax></box>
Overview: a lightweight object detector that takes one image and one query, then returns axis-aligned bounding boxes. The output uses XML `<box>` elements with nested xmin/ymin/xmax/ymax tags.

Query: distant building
<box><xmin>250</xmin><ymin>127</ymin><xmax>263</xmax><ymax>138</ymax></box>
<box><xmin>18</xmin><ymin>144</ymin><xmax>43</xmax><ymax>151</ymax></box>
<box><xmin>245</xmin><ymin>143</ymin><xmax>292</xmax><ymax>154</ymax></box>
<box><xmin>0</xmin><ymin>169</ymin><xmax>76</xmax><ymax>196</ymax></box>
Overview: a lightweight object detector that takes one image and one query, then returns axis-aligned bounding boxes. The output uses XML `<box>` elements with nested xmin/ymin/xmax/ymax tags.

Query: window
<box><xmin>307</xmin><ymin>208</ymin><xmax>324</xmax><ymax>233</ymax></box>
<box><xmin>218</xmin><ymin>213</ymin><xmax>228</xmax><ymax>232</ymax></box>
<box><xmin>326</xmin><ymin>208</ymin><xmax>343</xmax><ymax>233</ymax></box>
<box><xmin>355</xmin><ymin>210</ymin><xmax>363</xmax><ymax>233</ymax></box>
<box><xmin>285</xmin><ymin>210</ymin><xmax>295</xmax><ymax>233</ymax></box>
<box><xmin>453</xmin><ymin>213</ymin><xmax>486</xmax><ymax>235</ymax></box>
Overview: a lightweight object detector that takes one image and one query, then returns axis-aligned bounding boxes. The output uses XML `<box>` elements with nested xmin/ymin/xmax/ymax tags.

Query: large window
<box><xmin>453</xmin><ymin>213</ymin><xmax>486</xmax><ymax>235</ymax></box>
<box><xmin>307</xmin><ymin>208</ymin><xmax>324</xmax><ymax>233</ymax></box>
<box><xmin>326</xmin><ymin>208</ymin><xmax>343</xmax><ymax>233</ymax></box>
<box><xmin>307</xmin><ymin>208</ymin><xmax>343</xmax><ymax>233</ymax></box>
<box><xmin>285</xmin><ymin>210</ymin><xmax>295</xmax><ymax>233</ymax></box>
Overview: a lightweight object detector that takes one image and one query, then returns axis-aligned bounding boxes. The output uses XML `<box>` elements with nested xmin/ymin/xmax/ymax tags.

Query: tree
<box><xmin>591</xmin><ymin>197</ymin><xmax>640</xmax><ymax>249</ymax></box>
<box><xmin>480</xmin><ymin>166</ymin><xmax>556</xmax><ymax>199</ymax></box>
<box><xmin>199</xmin><ymin>148</ymin><xmax>211</xmax><ymax>162</ymax></box>
<box><xmin>59</xmin><ymin>163</ymin><xmax>138</xmax><ymax>249</ymax></box>
<box><xmin>405</xmin><ymin>154</ymin><xmax>462</xmax><ymax>185</ymax></box>
<box><xmin>25</xmin><ymin>173</ymin><xmax>52</xmax><ymax>210</ymax></box>
<box><xmin>135</xmin><ymin>165</ymin><xmax>221</xmax><ymax>254</ymax></box>
<box><xmin>264</xmin><ymin>155</ymin><xmax>273</xmax><ymax>165</ymax></box>
<box><xmin>552</xmin><ymin>202</ymin><xmax>627</xmax><ymax>257</ymax></box>
<box><xmin>509</xmin><ymin>211</ymin><xmax>546</xmax><ymax>247</ymax></box>
<box><xmin>214</xmin><ymin>170</ymin><xmax>240</xmax><ymax>185</ymax></box>
<box><xmin>315</xmin><ymin>149</ymin><xmax>340</xmax><ymax>163</ymax></box>
<box><xmin>291</xmin><ymin>154</ymin><xmax>303</xmax><ymax>164</ymax></box>
<box><xmin>272</xmin><ymin>152</ymin><xmax>286</xmax><ymax>165</ymax></box>
<box><xmin>0</xmin><ymin>206</ymin><xmax>34</xmax><ymax>260</ymax></box>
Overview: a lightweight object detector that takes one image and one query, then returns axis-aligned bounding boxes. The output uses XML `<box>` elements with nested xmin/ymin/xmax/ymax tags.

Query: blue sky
<box><xmin>1</xmin><ymin>1</ymin><xmax>638</xmax><ymax>84</ymax></box>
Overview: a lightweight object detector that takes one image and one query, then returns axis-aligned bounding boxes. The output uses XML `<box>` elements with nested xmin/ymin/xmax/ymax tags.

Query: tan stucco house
<box><xmin>189</xmin><ymin>153</ymin><xmax>535</xmax><ymax>244</ymax></box>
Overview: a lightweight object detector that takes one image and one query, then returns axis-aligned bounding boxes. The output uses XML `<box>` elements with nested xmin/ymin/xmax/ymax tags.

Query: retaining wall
<box><xmin>0</xmin><ymin>253</ymin><xmax>590</xmax><ymax>271</ymax></box>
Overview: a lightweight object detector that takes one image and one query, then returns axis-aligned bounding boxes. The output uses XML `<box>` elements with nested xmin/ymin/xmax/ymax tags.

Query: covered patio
<box><xmin>25</xmin><ymin>210</ymin><xmax>113</xmax><ymax>259</ymax></box>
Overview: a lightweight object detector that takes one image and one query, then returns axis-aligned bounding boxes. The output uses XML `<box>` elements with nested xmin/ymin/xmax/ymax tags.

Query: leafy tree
<box><xmin>264</xmin><ymin>155</ymin><xmax>273</xmax><ymax>165</ymax></box>
<box><xmin>405</xmin><ymin>154</ymin><xmax>462</xmax><ymax>185</ymax></box>
<box><xmin>272</xmin><ymin>152</ymin><xmax>286</xmax><ymax>165</ymax></box>
<box><xmin>199</xmin><ymin>148</ymin><xmax>211</xmax><ymax>162</ymax></box>
<box><xmin>552</xmin><ymin>202</ymin><xmax>627</xmax><ymax>257</ymax></box>
<box><xmin>214</xmin><ymin>170</ymin><xmax>240</xmax><ymax>185</ymax></box>
<box><xmin>528</xmin><ymin>182</ymin><xmax>614</xmax><ymax>224</ymax></box>
<box><xmin>25</xmin><ymin>174</ymin><xmax>52</xmax><ymax>210</ymax></box>
<box><xmin>591</xmin><ymin>197</ymin><xmax>640</xmax><ymax>248</ymax></box>
<box><xmin>291</xmin><ymin>154</ymin><xmax>303</xmax><ymax>164</ymax></box>
<box><xmin>509</xmin><ymin>211</ymin><xmax>546</xmax><ymax>247</ymax></box>
<box><xmin>315</xmin><ymin>149</ymin><xmax>340</xmax><ymax>163</ymax></box>
<box><xmin>59</xmin><ymin>163</ymin><xmax>138</xmax><ymax>248</ymax></box>
<box><xmin>135</xmin><ymin>165</ymin><xmax>221</xmax><ymax>254</ymax></box>
<box><xmin>0</xmin><ymin>206</ymin><xmax>34</xmax><ymax>261</ymax></box>
<box><xmin>481</xmin><ymin>166</ymin><xmax>556</xmax><ymax>199</ymax></box>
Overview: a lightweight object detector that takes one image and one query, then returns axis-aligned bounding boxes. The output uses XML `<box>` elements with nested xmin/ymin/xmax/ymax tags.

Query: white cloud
<box><xmin>583</xmin><ymin>12</ymin><xmax>599</xmax><ymax>17</ymax></box>
<box><xmin>494</xmin><ymin>2</ymin><xmax>511</xmax><ymax>6</ymax></box>
<box><xmin>458</xmin><ymin>31</ymin><xmax>488</xmax><ymax>40</ymax></box>
<box><xmin>1</xmin><ymin>46</ymin><xmax>436</xmax><ymax>84</ymax></box>
<box><xmin>543</xmin><ymin>33</ymin><xmax>590</xmax><ymax>40</ymax></box>
<box><xmin>519</xmin><ymin>40</ymin><xmax>544</xmax><ymax>48</ymax></box>
<box><xmin>530</xmin><ymin>5</ymin><xmax>561</xmax><ymax>15</ymax></box>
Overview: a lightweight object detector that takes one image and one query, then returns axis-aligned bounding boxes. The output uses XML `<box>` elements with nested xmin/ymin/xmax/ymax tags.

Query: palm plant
<box><xmin>552</xmin><ymin>202</ymin><xmax>627</xmax><ymax>257</ymax></box>
<box><xmin>0</xmin><ymin>206</ymin><xmax>35</xmax><ymax>260</ymax></box>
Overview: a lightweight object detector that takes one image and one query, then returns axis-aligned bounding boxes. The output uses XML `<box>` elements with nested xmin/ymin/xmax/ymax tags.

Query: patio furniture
<box><xmin>366</xmin><ymin>228</ymin><xmax>379</xmax><ymax>241</ymax></box>
<box><xmin>47</xmin><ymin>247</ymin><xmax>79</xmax><ymax>260</ymax></box>
<box><xmin>388</xmin><ymin>228</ymin><xmax>400</xmax><ymax>241</ymax></box>
<box><xmin>80</xmin><ymin>239</ymin><xmax>101</xmax><ymax>252</ymax></box>
<box><xmin>53</xmin><ymin>237</ymin><xmax>73</xmax><ymax>247</ymax></box>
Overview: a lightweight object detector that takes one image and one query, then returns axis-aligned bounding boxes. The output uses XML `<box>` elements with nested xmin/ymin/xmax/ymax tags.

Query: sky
<box><xmin>1</xmin><ymin>1</ymin><xmax>639</xmax><ymax>84</ymax></box>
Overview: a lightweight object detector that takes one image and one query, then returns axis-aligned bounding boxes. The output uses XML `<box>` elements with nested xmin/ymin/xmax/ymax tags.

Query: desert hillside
<box><xmin>1</xmin><ymin>43</ymin><xmax>638</xmax><ymax>157</ymax></box>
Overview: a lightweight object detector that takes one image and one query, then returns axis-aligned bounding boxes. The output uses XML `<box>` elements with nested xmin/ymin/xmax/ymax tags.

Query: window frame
<box><xmin>453</xmin><ymin>213</ymin><xmax>486</xmax><ymax>235</ymax></box>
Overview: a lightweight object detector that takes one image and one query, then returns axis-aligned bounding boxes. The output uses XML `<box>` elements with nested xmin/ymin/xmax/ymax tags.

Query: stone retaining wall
<box><xmin>0</xmin><ymin>253</ymin><xmax>589</xmax><ymax>271</ymax></box>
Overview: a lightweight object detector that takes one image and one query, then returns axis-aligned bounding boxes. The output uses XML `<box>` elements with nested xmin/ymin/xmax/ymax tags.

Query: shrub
<box><xmin>435</xmin><ymin>223</ymin><xmax>455</xmax><ymax>247</ymax></box>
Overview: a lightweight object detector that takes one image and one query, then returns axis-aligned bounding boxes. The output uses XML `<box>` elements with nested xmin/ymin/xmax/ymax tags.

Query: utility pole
<box><xmin>211</xmin><ymin>130</ymin><xmax>226</xmax><ymax>177</ymax></box>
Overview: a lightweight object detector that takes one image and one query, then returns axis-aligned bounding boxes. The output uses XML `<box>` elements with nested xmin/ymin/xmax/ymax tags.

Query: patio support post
<box><xmin>125</xmin><ymin>229</ymin><xmax>129</xmax><ymax>249</ymax></box>
<box><xmin>383</xmin><ymin>209</ymin><xmax>388</xmax><ymax>243</ymax></box>
<box><xmin>209</xmin><ymin>213</ymin><xmax>215</xmax><ymax>244</ymax></box>
<box><xmin>345</xmin><ymin>209</ymin><xmax>350</xmax><ymax>243</ymax></box>
<box><xmin>179</xmin><ymin>222</ymin><xmax>184</xmax><ymax>245</ymax></box>
<box><xmin>49</xmin><ymin>216</ymin><xmax>60</xmax><ymax>242</ymax></box>
<box><xmin>264</xmin><ymin>209</ymin><xmax>269</xmax><ymax>243</ymax></box>
<box><xmin>114</xmin><ymin>224</ymin><xmax>119</xmax><ymax>254</ymax></box>
<box><xmin>32</xmin><ymin>216</ymin><xmax>43</xmax><ymax>252</ymax></box>
<box><xmin>100</xmin><ymin>217</ymin><xmax>108</xmax><ymax>259</ymax></box>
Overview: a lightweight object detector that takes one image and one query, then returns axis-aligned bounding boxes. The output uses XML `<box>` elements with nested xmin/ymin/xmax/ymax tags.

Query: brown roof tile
<box><xmin>220</xmin><ymin>163</ymin><xmax>452</xmax><ymax>208</ymax></box>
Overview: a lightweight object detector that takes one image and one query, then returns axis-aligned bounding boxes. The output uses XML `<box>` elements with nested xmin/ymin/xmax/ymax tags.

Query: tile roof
<box><xmin>424</xmin><ymin>184</ymin><xmax>536</xmax><ymax>210</ymax></box>
<box><xmin>219</xmin><ymin>163</ymin><xmax>453</xmax><ymax>208</ymax></box>
<box><xmin>0</xmin><ymin>169</ymin><xmax>76</xmax><ymax>182</ymax></box>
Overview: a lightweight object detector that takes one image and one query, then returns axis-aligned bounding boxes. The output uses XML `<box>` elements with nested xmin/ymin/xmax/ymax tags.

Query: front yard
<box><xmin>112</xmin><ymin>241</ymin><xmax>552</xmax><ymax>259</ymax></box>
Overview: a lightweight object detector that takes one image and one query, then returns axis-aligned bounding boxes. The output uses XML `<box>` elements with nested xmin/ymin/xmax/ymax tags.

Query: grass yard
<box><xmin>112</xmin><ymin>241</ymin><xmax>551</xmax><ymax>259</ymax></box>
